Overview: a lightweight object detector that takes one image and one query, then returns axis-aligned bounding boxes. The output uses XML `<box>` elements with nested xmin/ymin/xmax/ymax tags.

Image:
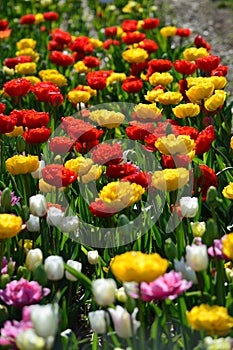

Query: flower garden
<box><xmin>0</xmin><ymin>0</ymin><xmax>233</xmax><ymax>349</ymax></box>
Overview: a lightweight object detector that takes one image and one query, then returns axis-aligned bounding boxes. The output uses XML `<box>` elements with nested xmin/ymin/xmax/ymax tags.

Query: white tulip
<box><xmin>92</xmin><ymin>279</ymin><xmax>116</xmax><ymax>306</ymax></box>
<box><xmin>65</xmin><ymin>260</ymin><xmax>82</xmax><ymax>281</ymax></box>
<box><xmin>186</xmin><ymin>244</ymin><xmax>208</xmax><ymax>272</ymax></box>
<box><xmin>29</xmin><ymin>194</ymin><xmax>47</xmax><ymax>217</ymax></box>
<box><xmin>191</xmin><ymin>221</ymin><xmax>206</xmax><ymax>237</ymax></box>
<box><xmin>59</xmin><ymin>216</ymin><xmax>79</xmax><ymax>232</ymax></box>
<box><xmin>31</xmin><ymin>160</ymin><xmax>45</xmax><ymax>179</ymax></box>
<box><xmin>47</xmin><ymin>207</ymin><xmax>64</xmax><ymax>227</ymax></box>
<box><xmin>30</xmin><ymin>304</ymin><xmax>59</xmax><ymax>339</ymax></box>
<box><xmin>44</xmin><ymin>255</ymin><xmax>64</xmax><ymax>280</ymax></box>
<box><xmin>88</xmin><ymin>310</ymin><xmax>108</xmax><ymax>334</ymax></box>
<box><xmin>174</xmin><ymin>257</ymin><xmax>198</xmax><ymax>284</ymax></box>
<box><xmin>26</xmin><ymin>248</ymin><xmax>43</xmax><ymax>271</ymax></box>
<box><xmin>108</xmin><ymin>306</ymin><xmax>140</xmax><ymax>338</ymax></box>
<box><xmin>180</xmin><ymin>196</ymin><xmax>198</xmax><ymax>218</ymax></box>
<box><xmin>16</xmin><ymin>329</ymin><xmax>45</xmax><ymax>350</ymax></box>
<box><xmin>204</xmin><ymin>336</ymin><xmax>232</xmax><ymax>350</ymax></box>
<box><xmin>87</xmin><ymin>250</ymin><xmax>99</xmax><ymax>265</ymax></box>
<box><xmin>26</xmin><ymin>214</ymin><xmax>40</xmax><ymax>232</ymax></box>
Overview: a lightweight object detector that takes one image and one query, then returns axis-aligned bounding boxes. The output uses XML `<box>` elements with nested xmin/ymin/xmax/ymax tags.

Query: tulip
<box><xmin>44</xmin><ymin>255</ymin><xmax>64</xmax><ymax>280</ymax></box>
<box><xmin>26</xmin><ymin>214</ymin><xmax>40</xmax><ymax>232</ymax></box>
<box><xmin>31</xmin><ymin>160</ymin><xmax>45</xmax><ymax>179</ymax></box>
<box><xmin>180</xmin><ymin>197</ymin><xmax>198</xmax><ymax>218</ymax></box>
<box><xmin>174</xmin><ymin>257</ymin><xmax>198</xmax><ymax>284</ymax></box>
<box><xmin>26</xmin><ymin>248</ymin><xmax>43</xmax><ymax>271</ymax></box>
<box><xmin>88</xmin><ymin>310</ymin><xmax>108</xmax><ymax>334</ymax></box>
<box><xmin>65</xmin><ymin>260</ymin><xmax>82</xmax><ymax>281</ymax></box>
<box><xmin>87</xmin><ymin>250</ymin><xmax>99</xmax><ymax>265</ymax></box>
<box><xmin>46</xmin><ymin>207</ymin><xmax>64</xmax><ymax>227</ymax></box>
<box><xmin>59</xmin><ymin>216</ymin><xmax>79</xmax><ymax>233</ymax></box>
<box><xmin>92</xmin><ymin>279</ymin><xmax>116</xmax><ymax>306</ymax></box>
<box><xmin>29</xmin><ymin>194</ymin><xmax>47</xmax><ymax>217</ymax></box>
<box><xmin>108</xmin><ymin>306</ymin><xmax>140</xmax><ymax>338</ymax></box>
<box><xmin>191</xmin><ymin>221</ymin><xmax>206</xmax><ymax>237</ymax></box>
<box><xmin>30</xmin><ymin>303</ymin><xmax>59</xmax><ymax>338</ymax></box>
<box><xmin>186</xmin><ymin>244</ymin><xmax>208</xmax><ymax>271</ymax></box>
<box><xmin>16</xmin><ymin>329</ymin><xmax>45</xmax><ymax>350</ymax></box>
<box><xmin>115</xmin><ymin>287</ymin><xmax>128</xmax><ymax>303</ymax></box>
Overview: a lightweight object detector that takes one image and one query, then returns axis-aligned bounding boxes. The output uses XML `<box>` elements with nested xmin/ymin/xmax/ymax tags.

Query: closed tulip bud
<box><xmin>191</xmin><ymin>221</ymin><xmax>206</xmax><ymax>237</ymax></box>
<box><xmin>17</xmin><ymin>266</ymin><xmax>30</xmax><ymax>279</ymax></box>
<box><xmin>33</xmin><ymin>263</ymin><xmax>48</xmax><ymax>286</ymax></box>
<box><xmin>180</xmin><ymin>197</ymin><xmax>198</xmax><ymax>218</ymax></box>
<box><xmin>21</xmin><ymin>205</ymin><xmax>30</xmax><ymax>222</ymax></box>
<box><xmin>26</xmin><ymin>214</ymin><xmax>40</xmax><ymax>232</ymax></box>
<box><xmin>92</xmin><ymin>278</ymin><xmax>117</xmax><ymax>306</ymax></box>
<box><xmin>115</xmin><ymin>287</ymin><xmax>128</xmax><ymax>303</ymax></box>
<box><xmin>1</xmin><ymin>188</ymin><xmax>12</xmax><ymax>210</ymax></box>
<box><xmin>88</xmin><ymin>310</ymin><xmax>108</xmax><ymax>334</ymax></box>
<box><xmin>65</xmin><ymin>260</ymin><xmax>82</xmax><ymax>281</ymax></box>
<box><xmin>0</xmin><ymin>274</ymin><xmax>10</xmax><ymax>289</ymax></box>
<box><xmin>16</xmin><ymin>329</ymin><xmax>45</xmax><ymax>350</ymax></box>
<box><xmin>7</xmin><ymin>261</ymin><xmax>15</xmax><ymax>276</ymax></box>
<box><xmin>16</xmin><ymin>135</ymin><xmax>26</xmax><ymax>153</ymax></box>
<box><xmin>46</xmin><ymin>207</ymin><xmax>64</xmax><ymax>227</ymax></box>
<box><xmin>206</xmin><ymin>186</ymin><xmax>221</xmax><ymax>208</ymax></box>
<box><xmin>164</xmin><ymin>238</ymin><xmax>177</xmax><ymax>260</ymax></box>
<box><xmin>29</xmin><ymin>194</ymin><xmax>47</xmax><ymax>217</ymax></box>
<box><xmin>31</xmin><ymin>160</ymin><xmax>45</xmax><ymax>179</ymax></box>
<box><xmin>108</xmin><ymin>306</ymin><xmax>140</xmax><ymax>338</ymax></box>
<box><xmin>186</xmin><ymin>244</ymin><xmax>208</xmax><ymax>271</ymax></box>
<box><xmin>30</xmin><ymin>304</ymin><xmax>59</xmax><ymax>338</ymax></box>
<box><xmin>202</xmin><ymin>218</ymin><xmax>219</xmax><ymax>246</ymax></box>
<box><xmin>87</xmin><ymin>250</ymin><xmax>99</xmax><ymax>265</ymax></box>
<box><xmin>59</xmin><ymin>216</ymin><xmax>79</xmax><ymax>233</ymax></box>
<box><xmin>0</xmin><ymin>305</ymin><xmax>8</xmax><ymax>324</ymax></box>
<box><xmin>26</xmin><ymin>248</ymin><xmax>43</xmax><ymax>271</ymax></box>
<box><xmin>44</xmin><ymin>255</ymin><xmax>64</xmax><ymax>281</ymax></box>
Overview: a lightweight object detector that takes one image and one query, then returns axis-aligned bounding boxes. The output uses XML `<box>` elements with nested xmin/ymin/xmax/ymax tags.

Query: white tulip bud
<box><xmin>108</xmin><ymin>306</ymin><xmax>140</xmax><ymax>338</ymax></box>
<box><xmin>29</xmin><ymin>194</ymin><xmax>47</xmax><ymax>217</ymax></box>
<box><xmin>180</xmin><ymin>197</ymin><xmax>198</xmax><ymax>218</ymax></box>
<box><xmin>44</xmin><ymin>255</ymin><xmax>64</xmax><ymax>280</ymax></box>
<box><xmin>87</xmin><ymin>250</ymin><xmax>99</xmax><ymax>265</ymax></box>
<box><xmin>92</xmin><ymin>279</ymin><xmax>116</xmax><ymax>306</ymax></box>
<box><xmin>30</xmin><ymin>304</ymin><xmax>59</xmax><ymax>338</ymax></box>
<box><xmin>191</xmin><ymin>221</ymin><xmax>206</xmax><ymax>237</ymax></box>
<box><xmin>46</xmin><ymin>207</ymin><xmax>64</xmax><ymax>227</ymax></box>
<box><xmin>65</xmin><ymin>260</ymin><xmax>82</xmax><ymax>281</ymax></box>
<box><xmin>26</xmin><ymin>248</ymin><xmax>43</xmax><ymax>271</ymax></box>
<box><xmin>16</xmin><ymin>329</ymin><xmax>45</xmax><ymax>350</ymax></box>
<box><xmin>88</xmin><ymin>310</ymin><xmax>108</xmax><ymax>334</ymax></box>
<box><xmin>26</xmin><ymin>214</ymin><xmax>40</xmax><ymax>232</ymax></box>
<box><xmin>59</xmin><ymin>216</ymin><xmax>79</xmax><ymax>232</ymax></box>
<box><xmin>186</xmin><ymin>244</ymin><xmax>208</xmax><ymax>272</ymax></box>
<box><xmin>31</xmin><ymin>160</ymin><xmax>45</xmax><ymax>179</ymax></box>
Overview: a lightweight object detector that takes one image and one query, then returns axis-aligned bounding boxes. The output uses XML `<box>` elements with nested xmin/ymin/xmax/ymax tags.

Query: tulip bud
<box><xmin>44</xmin><ymin>255</ymin><xmax>64</xmax><ymax>281</ymax></box>
<box><xmin>7</xmin><ymin>261</ymin><xmax>15</xmax><ymax>276</ymax></box>
<box><xmin>186</xmin><ymin>244</ymin><xmax>208</xmax><ymax>271</ymax></box>
<box><xmin>87</xmin><ymin>250</ymin><xmax>99</xmax><ymax>265</ymax></box>
<box><xmin>1</xmin><ymin>188</ymin><xmax>12</xmax><ymax>210</ymax></box>
<box><xmin>191</xmin><ymin>221</ymin><xmax>206</xmax><ymax>237</ymax></box>
<box><xmin>0</xmin><ymin>274</ymin><xmax>10</xmax><ymax>289</ymax></box>
<box><xmin>16</xmin><ymin>135</ymin><xmax>26</xmax><ymax>153</ymax></box>
<box><xmin>202</xmin><ymin>218</ymin><xmax>218</xmax><ymax>246</ymax></box>
<box><xmin>88</xmin><ymin>310</ymin><xmax>108</xmax><ymax>334</ymax></box>
<box><xmin>26</xmin><ymin>214</ymin><xmax>40</xmax><ymax>232</ymax></box>
<box><xmin>29</xmin><ymin>194</ymin><xmax>47</xmax><ymax>217</ymax></box>
<box><xmin>16</xmin><ymin>329</ymin><xmax>46</xmax><ymax>350</ymax></box>
<box><xmin>92</xmin><ymin>279</ymin><xmax>116</xmax><ymax>306</ymax></box>
<box><xmin>164</xmin><ymin>238</ymin><xmax>177</xmax><ymax>260</ymax></box>
<box><xmin>21</xmin><ymin>205</ymin><xmax>30</xmax><ymax>222</ymax></box>
<box><xmin>65</xmin><ymin>260</ymin><xmax>82</xmax><ymax>281</ymax></box>
<box><xmin>26</xmin><ymin>248</ymin><xmax>43</xmax><ymax>271</ymax></box>
<box><xmin>115</xmin><ymin>287</ymin><xmax>128</xmax><ymax>303</ymax></box>
<box><xmin>180</xmin><ymin>197</ymin><xmax>198</xmax><ymax>218</ymax></box>
<box><xmin>33</xmin><ymin>263</ymin><xmax>48</xmax><ymax>286</ymax></box>
<box><xmin>206</xmin><ymin>186</ymin><xmax>221</xmax><ymax>208</ymax></box>
<box><xmin>47</xmin><ymin>207</ymin><xmax>64</xmax><ymax>227</ymax></box>
<box><xmin>17</xmin><ymin>266</ymin><xmax>30</xmax><ymax>279</ymax></box>
<box><xmin>0</xmin><ymin>305</ymin><xmax>8</xmax><ymax>324</ymax></box>
<box><xmin>31</xmin><ymin>160</ymin><xmax>45</xmax><ymax>179</ymax></box>
<box><xmin>30</xmin><ymin>304</ymin><xmax>59</xmax><ymax>338</ymax></box>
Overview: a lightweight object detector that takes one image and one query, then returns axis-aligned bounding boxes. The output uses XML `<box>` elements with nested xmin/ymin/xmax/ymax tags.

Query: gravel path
<box><xmin>160</xmin><ymin>0</ymin><xmax>233</xmax><ymax>96</ymax></box>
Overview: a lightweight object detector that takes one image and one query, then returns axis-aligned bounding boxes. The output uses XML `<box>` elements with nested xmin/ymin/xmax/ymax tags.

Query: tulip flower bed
<box><xmin>1</xmin><ymin>0</ymin><xmax>233</xmax><ymax>349</ymax></box>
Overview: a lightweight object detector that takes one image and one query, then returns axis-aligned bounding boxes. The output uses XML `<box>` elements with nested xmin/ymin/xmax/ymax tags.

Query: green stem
<box><xmin>0</xmin><ymin>133</ymin><xmax>4</xmax><ymax>180</ymax></box>
<box><xmin>0</xmin><ymin>239</ymin><xmax>5</xmax><ymax>276</ymax></box>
